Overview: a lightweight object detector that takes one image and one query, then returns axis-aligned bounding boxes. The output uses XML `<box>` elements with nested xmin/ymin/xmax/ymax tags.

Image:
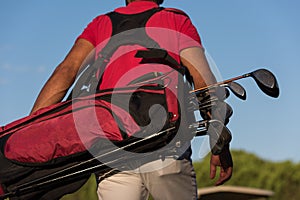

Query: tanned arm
<box><xmin>180</xmin><ymin>47</ymin><xmax>217</xmax><ymax>88</ymax></box>
<box><xmin>180</xmin><ymin>46</ymin><xmax>233</xmax><ymax>186</ymax></box>
<box><xmin>30</xmin><ymin>39</ymin><xmax>94</xmax><ymax>114</ymax></box>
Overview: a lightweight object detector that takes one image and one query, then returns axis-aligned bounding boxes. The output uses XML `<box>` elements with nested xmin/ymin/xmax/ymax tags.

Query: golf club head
<box><xmin>251</xmin><ymin>68</ymin><xmax>280</xmax><ymax>98</ymax></box>
<box><xmin>226</xmin><ymin>82</ymin><xmax>247</xmax><ymax>100</ymax></box>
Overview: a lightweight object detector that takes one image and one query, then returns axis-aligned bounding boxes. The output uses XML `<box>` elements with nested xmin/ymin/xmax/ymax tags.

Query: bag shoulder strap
<box><xmin>69</xmin><ymin>7</ymin><xmax>184</xmax><ymax>98</ymax></box>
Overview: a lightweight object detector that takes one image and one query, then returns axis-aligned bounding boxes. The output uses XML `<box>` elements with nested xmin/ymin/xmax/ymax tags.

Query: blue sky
<box><xmin>0</xmin><ymin>1</ymin><xmax>299</xmax><ymax>162</ymax></box>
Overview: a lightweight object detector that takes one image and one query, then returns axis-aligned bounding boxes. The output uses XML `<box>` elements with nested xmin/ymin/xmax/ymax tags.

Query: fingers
<box><xmin>215</xmin><ymin>166</ymin><xmax>233</xmax><ymax>186</ymax></box>
<box><xmin>210</xmin><ymin>162</ymin><xmax>217</xmax><ymax>179</ymax></box>
<box><xmin>210</xmin><ymin>154</ymin><xmax>233</xmax><ymax>186</ymax></box>
<box><xmin>209</xmin><ymin>154</ymin><xmax>219</xmax><ymax>179</ymax></box>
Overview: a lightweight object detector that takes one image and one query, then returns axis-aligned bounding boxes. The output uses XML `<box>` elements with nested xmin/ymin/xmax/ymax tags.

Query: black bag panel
<box><xmin>0</xmin><ymin>151</ymin><xmax>35</xmax><ymax>184</ymax></box>
<box><xmin>5</xmin><ymin>160</ymin><xmax>93</xmax><ymax>200</ymax></box>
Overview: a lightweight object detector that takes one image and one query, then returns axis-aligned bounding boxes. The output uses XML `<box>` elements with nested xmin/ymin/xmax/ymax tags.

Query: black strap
<box><xmin>135</xmin><ymin>48</ymin><xmax>182</xmax><ymax>72</ymax></box>
<box><xmin>69</xmin><ymin>7</ymin><xmax>185</xmax><ymax>98</ymax></box>
<box><xmin>69</xmin><ymin>8</ymin><xmax>163</xmax><ymax>99</ymax></box>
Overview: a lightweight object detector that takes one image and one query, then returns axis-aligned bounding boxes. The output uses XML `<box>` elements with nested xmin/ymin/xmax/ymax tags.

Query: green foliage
<box><xmin>60</xmin><ymin>174</ymin><xmax>98</xmax><ymax>200</ymax></box>
<box><xmin>193</xmin><ymin>149</ymin><xmax>300</xmax><ymax>200</ymax></box>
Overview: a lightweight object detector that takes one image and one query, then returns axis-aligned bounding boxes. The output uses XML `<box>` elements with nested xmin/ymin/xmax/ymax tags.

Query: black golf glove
<box><xmin>219</xmin><ymin>144</ymin><xmax>233</xmax><ymax>169</ymax></box>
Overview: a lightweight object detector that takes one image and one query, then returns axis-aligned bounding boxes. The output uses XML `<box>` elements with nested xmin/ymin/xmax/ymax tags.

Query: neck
<box><xmin>127</xmin><ymin>0</ymin><xmax>157</xmax><ymax>5</ymax></box>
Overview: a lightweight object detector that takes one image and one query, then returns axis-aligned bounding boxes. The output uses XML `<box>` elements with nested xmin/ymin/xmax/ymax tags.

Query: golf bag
<box><xmin>0</xmin><ymin>7</ymin><xmax>197</xmax><ymax>200</ymax></box>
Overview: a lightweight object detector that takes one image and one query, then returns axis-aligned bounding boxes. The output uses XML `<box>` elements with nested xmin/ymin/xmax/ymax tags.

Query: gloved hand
<box><xmin>219</xmin><ymin>144</ymin><xmax>233</xmax><ymax>169</ymax></box>
<box><xmin>210</xmin><ymin>144</ymin><xmax>233</xmax><ymax>185</ymax></box>
<box><xmin>196</xmin><ymin>86</ymin><xmax>233</xmax><ymax>155</ymax></box>
<box><xmin>208</xmin><ymin>120</ymin><xmax>232</xmax><ymax>155</ymax></box>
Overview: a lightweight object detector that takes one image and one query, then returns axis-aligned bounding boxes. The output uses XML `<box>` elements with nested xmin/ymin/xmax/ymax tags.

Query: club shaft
<box><xmin>190</xmin><ymin>73</ymin><xmax>250</xmax><ymax>94</ymax></box>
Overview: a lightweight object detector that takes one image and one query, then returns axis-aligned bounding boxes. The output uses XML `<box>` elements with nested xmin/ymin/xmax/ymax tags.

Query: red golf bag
<box><xmin>0</xmin><ymin>7</ymin><xmax>198</xmax><ymax>199</ymax></box>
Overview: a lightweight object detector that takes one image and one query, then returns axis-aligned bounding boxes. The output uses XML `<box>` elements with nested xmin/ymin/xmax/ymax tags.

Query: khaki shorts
<box><xmin>97</xmin><ymin>158</ymin><xmax>197</xmax><ymax>200</ymax></box>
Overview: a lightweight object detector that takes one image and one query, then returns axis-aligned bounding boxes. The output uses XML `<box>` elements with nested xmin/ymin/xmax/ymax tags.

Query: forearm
<box><xmin>30</xmin><ymin>64</ymin><xmax>77</xmax><ymax>114</ymax></box>
<box><xmin>180</xmin><ymin>47</ymin><xmax>217</xmax><ymax>89</ymax></box>
<box><xmin>30</xmin><ymin>39</ymin><xmax>94</xmax><ymax>114</ymax></box>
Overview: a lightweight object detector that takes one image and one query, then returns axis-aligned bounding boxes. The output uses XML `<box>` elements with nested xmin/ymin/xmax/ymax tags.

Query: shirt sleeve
<box><xmin>178</xmin><ymin>16</ymin><xmax>202</xmax><ymax>51</ymax></box>
<box><xmin>76</xmin><ymin>15</ymin><xmax>104</xmax><ymax>47</ymax></box>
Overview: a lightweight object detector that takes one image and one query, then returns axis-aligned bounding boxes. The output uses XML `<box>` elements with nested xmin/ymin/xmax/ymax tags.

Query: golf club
<box><xmin>195</xmin><ymin>81</ymin><xmax>246</xmax><ymax>101</ymax></box>
<box><xmin>222</xmin><ymin>82</ymin><xmax>247</xmax><ymax>100</ymax></box>
<box><xmin>191</xmin><ymin>68</ymin><xmax>279</xmax><ymax>98</ymax></box>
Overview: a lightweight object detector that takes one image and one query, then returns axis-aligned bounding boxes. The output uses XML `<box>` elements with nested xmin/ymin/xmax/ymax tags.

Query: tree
<box><xmin>193</xmin><ymin>150</ymin><xmax>300</xmax><ymax>200</ymax></box>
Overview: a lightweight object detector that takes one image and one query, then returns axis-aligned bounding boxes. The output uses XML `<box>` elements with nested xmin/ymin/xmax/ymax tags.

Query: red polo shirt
<box><xmin>77</xmin><ymin>1</ymin><xmax>202</xmax><ymax>90</ymax></box>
